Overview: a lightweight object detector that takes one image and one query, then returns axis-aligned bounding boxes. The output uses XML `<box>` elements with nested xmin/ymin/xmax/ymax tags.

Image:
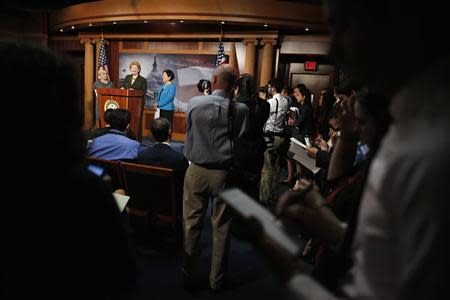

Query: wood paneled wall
<box><xmin>0</xmin><ymin>11</ymin><xmax>48</xmax><ymax>45</ymax></box>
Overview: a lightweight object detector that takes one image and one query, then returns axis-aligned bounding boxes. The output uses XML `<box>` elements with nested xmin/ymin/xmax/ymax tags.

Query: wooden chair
<box><xmin>120</xmin><ymin>162</ymin><xmax>178</xmax><ymax>230</ymax></box>
<box><xmin>85</xmin><ymin>156</ymin><xmax>124</xmax><ymax>191</ymax></box>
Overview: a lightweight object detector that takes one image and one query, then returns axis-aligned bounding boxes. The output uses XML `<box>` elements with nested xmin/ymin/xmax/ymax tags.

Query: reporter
<box><xmin>254</xmin><ymin>1</ymin><xmax>450</xmax><ymax>299</ymax></box>
<box><xmin>2</xmin><ymin>41</ymin><xmax>136</xmax><ymax>298</ymax></box>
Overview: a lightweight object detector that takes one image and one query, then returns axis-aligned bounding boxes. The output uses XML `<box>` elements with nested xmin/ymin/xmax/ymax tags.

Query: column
<box><xmin>81</xmin><ymin>38</ymin><xmax>94</xmax><ymax>130</ymax></box>
<box><xmin>259</xmin><ymin>39</ymin><xmax>277</xmax><ymax>87</ymax></box>
<box><xmin>242</xmin><ymin>39</ymin><xmax>258</xmax><ymax>76</ymax></box>
<box><xmin>228</xmin><ymin>41</ymin><xmax>240</xmax><ymax>76</ymax></box>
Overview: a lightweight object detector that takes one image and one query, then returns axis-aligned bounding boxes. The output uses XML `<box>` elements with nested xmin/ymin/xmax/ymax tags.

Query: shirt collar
<box><xmin>212</xmin><ymin>89</ymin><xmax>228</xmax><ymax>98</ymax></box>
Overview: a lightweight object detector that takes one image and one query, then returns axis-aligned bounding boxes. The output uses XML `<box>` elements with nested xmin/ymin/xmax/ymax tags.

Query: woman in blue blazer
<box><xmin>156</xmin><ymin>69</ymin><xmax>176</xmax><ymax>125</ymax></box>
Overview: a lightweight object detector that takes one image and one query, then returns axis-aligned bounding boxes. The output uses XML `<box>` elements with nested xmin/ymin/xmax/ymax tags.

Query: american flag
<box><xmin>215</xmin><ymin>40</ymin><xmax>226</xmax><ymax>67</ymax></box>
<box><xmin>98</xmin><ymin>38</ymin><xmax>109</xmax><ymax>80</ymax></box>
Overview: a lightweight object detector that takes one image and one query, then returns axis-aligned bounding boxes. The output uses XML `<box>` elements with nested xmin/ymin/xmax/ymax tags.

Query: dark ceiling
<box><xmin>0</xmin><ymin>0</ymin><xmax>100</xmax><ymax>12</ymax></box>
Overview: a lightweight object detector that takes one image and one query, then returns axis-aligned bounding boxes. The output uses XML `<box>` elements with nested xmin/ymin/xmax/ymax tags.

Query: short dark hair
<box><xmin>109</xmin><ymin>109</ymin><xmax>131</xmax><ymax>131</ymax></box>
<box><xmin>235</xmin><ymin>74</ymin><xmax>256</xmax><ymax>98</ymax></box>
<box><xmin>151</xmin><ymin>118</ymin><xmax>170</xmax><ymax>142</ymax></box>
<box><xmin>104</xmin><ymin>108</ymin><xmax>114</xmax><ymax>124</ymax></box>
<box><xmin>197</xmin><ymin>79</ymin><xmax>211</xmax><ymax>94</ymax></box>
<box><xmin>268</xmin><ymin>78</ymin><xmax>282</xmax><ymax>93</ymax></box>
<box><xmin>282</xmin><ymin>86</ymin><xmax>292</xmax><ymax>95</ymax></box>
<box><xmin>163</xmin><ymin>69</ymin><xmax>175</xmax><ymax>81</ymax></box>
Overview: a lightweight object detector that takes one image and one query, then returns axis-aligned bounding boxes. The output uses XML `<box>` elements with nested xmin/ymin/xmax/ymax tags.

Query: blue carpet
<box><xmin>123</xmin><ymin>201</ymin><xmax>291</xmax><ymax>300</ymax></box>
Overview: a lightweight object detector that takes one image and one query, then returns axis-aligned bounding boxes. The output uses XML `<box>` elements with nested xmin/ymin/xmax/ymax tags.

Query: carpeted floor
<box><xmin>119</xmin><ymin>169</ymin><xmax>295</xmax><ymax>299</ymax></box>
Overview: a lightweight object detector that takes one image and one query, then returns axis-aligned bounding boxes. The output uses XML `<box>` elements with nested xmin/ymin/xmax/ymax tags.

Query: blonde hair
<box><xmin>97</xmin><ymin>68</ymin><xmax>108</xmax><ymax>79</ymax></box>
<box><xmin>129</xmin><ymin>61</ymin><xmax>141</xmax><ymax>72</ymax></box>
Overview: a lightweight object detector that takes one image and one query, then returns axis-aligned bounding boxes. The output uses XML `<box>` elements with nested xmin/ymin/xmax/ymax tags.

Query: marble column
<box><xmin>228</xmin><ymin>41</ymin><xmax>239</xmax><ymax>76</ymax></box>
<box><xmin>259</xmin><ymin>39</ymin><xmax>277</xmax><ymax>87</ymax></box>
<box><xmin>242</xmin><ymin>39</ymin><xmax>258</xmax><ymax>76</ymax></box>
<box><xmin>81</xmin><ymin>38</ymin><xmax>94</xmax><ymax>130</ymax></box>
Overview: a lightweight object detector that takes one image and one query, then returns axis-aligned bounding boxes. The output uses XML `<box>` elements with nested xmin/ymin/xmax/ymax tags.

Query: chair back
<box><xmin>85</xmin><ymin>156</ymin><xmax>124</xmax><ymax>191</ymax></box>
<box><xmin>120</xmin><ymin>162</ymin><xmax>177</xmax><ymax>226</ymax></box>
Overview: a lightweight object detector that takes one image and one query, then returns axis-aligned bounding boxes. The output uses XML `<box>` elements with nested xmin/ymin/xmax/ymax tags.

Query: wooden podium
<box><xmin>96</xmin><ymin>88</ymin><xmax>145</xmax><ymax>141</ymax></box>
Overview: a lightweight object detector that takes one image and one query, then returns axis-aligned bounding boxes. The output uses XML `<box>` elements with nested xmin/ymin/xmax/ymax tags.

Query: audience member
<box><xmin>137</xmin><ymin>117</ymin><xmax>188</xmax><ymax>189</ymax></box>
<box><xmin>314</xmin><ymin>88</ymin><xmax>335</xmax><ymax>140</ymax></box>
<box><xmin>88</xmin><ymin>108</ymin><xmax>142</xmax><ymax>161</ymax></box>
<box><xmin>233</xmin><ymin>73</ymin><xmax>270</xmax><ymax>199</ymax></box>
<box><xmin>250</xmin><ymin>1</ymin><xmax>450</xmax><ymax>300</ymax></box>
<box><xmin>89</xmin><ymin>108</ymin><xmax>136</xmax><ymax>140</ymax></box>
<box><xmin>2</xmin><ymin>41</ymin><xmax>136</xmax><ymax>298</ymax></box>
<box><xmin>259</xmin><ymin>78</ymin><xmax>289</xmax><ymax>204</ymax></box>
<box><xmin>182</xmin><ymin>64</ymin><xmax>248</xmax><ymax>293</ymax></box>
<box><xmin>197</xmin><ymin>79</ymin><xmax>212</xmax><ymax>95</ymax></box>
<box><xmin>281</xmin><ymin>85</ymin><xmax>293</xmax><ymax>107</ymax></box>
<box><xmin>258</xmin><ymin>85</ymin><xmax>269</xmax><ymax>100</ymax></box>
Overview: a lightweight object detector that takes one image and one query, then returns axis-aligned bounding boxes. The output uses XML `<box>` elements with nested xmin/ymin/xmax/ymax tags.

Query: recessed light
<box><xmin>144</xmin><ymin>20</ymin><xmax>148</xmax><ymax>23</ymax></box>
<box><xmin>60</xmin><ymin>28</ymin><xmax>64</xmax><ymax>32</ymax></box>
<box><xmin>88</xmin><ymin>23</ymin><xmax>93</xmax><ymax>27</ymax></box>
<box><xmin>221</xmin><ymin>21</ymin><xmax>225</xmax><ymax>24</ymax></box>
<box><xmin>305</xmin><ymin>27</ymin><xmax>310</xmax><ymax>31</ymax></box>
<box><xmin>264</xmin><ymin>24</ymin><xmax>268</xmax><ymax>27</ymax></box>
<box><xmin>71</xmin><ymin>25</ymin><xmax>75</xmax><ymax>29</ymax></box>
<box><xmin>113</xmin><ymin>21</ymin><xmax>117</xmax><ymax>25</ymax></box>
<box><xmin>179</xmin><ymin>20</ymin><xmax>184</xmax><ymax>23</ymax></box>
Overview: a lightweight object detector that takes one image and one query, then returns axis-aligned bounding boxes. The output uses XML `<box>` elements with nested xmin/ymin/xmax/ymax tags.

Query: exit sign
<box><xmin>305</xmin><ymin>61</ymin><xmax>318</xmax><ymax>71</ymax></box>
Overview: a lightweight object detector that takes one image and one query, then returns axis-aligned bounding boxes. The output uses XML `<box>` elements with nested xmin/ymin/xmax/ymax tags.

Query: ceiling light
<box><xmin>179</xmin><ymin>20</ymin><xmax>184</xmax><ymax>23</ymax></box>
<box><xmin>113</xmin><ymin>21</ymin><xmax>117</xmax><ymax>25</ymax></box>
<box><xmin>264</xmin><ymin>24</ymin><xmax>268</xmax><ymax>27</ymax></box>
<box><xmin>144</xmin><ymin>20</ymin><xmax>148</xmax><ymax>23</ymax></box>
<box><xmin>305</xmin><ymin>27</ymin><xmax>309</xmax><ymax>31</ymax></box>
<box><xmin>71</xmin><ymin>25</ymin><xmax>75</xmax><ymax>29</ymax></box>
<box><xmin>60</xmin><ymin>28</ymin><xmax>64</xmax><ymax>32</ymax></box>
<box><xmin>88</xmin><ymin>23</ymin><xmax>93</xmax><ymax>27</ymax></box>
<box><xmin>221</xmin><ymin>21</ymin><xmax>225</xmax><ymax>24</ymax></box>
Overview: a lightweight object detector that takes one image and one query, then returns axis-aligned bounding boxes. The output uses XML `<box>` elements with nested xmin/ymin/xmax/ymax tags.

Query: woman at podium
<box><xmin>94</xmin><ymin>68</ymin><xmax>114</xmax><ymax>89</ymax></box>
<box><xmin>94</xmin><ymin>68</ymin><xmax>114</xmax><ymax>121</ymax></box>
<box><xmin>121</xmin><ymin>61</ymin><xmax>147</xmax><ymax>91</ymax></box>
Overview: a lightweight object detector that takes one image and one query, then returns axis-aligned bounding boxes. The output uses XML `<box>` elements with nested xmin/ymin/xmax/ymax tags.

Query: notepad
<box><xmin>289</xmin><ymin>142</ymin><xmax>321</xmax><ymax>174</ymax></box>
<box><xmin>219</xmin><ymin>188</ymin><xmax>304</xmax><ymax>257</ymax></box>
<box><xmin>290</xmin><ymin>137</ymin><xmax>307</xmax><ymax>149</ymax></box>
<box><xmin>113</xmin><ymin>193</ymin><xmax>130</xmax><ymax>212</ymax></box>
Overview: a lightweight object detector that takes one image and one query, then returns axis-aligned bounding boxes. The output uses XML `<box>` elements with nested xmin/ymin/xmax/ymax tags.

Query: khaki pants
<box><xmin>260</xmin><ymin>135</ymin><xmax>284</xmax><ymax>204</ymax></box>
<box><xmin>182</xmin><ymin>164</ymin><xmax>231</xmax><ymax>290</ymax></box>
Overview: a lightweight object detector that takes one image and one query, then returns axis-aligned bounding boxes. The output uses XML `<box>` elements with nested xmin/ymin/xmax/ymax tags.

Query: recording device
<box><xmin>304</xmin><ymin>136</ymin><xmax>311</xmax><ymax>147</ymax></box>
<box><xmin>87</xmin><ymin>164</ymin><xmax>129</xmax><ymax>212</ymax></box>
<box><xmin>88</xmin><ymin>164</ymin><xmax>106</xmax><ymax>177</ymax></box>
<box><xmin>87</xmin><ymin>164</ymin><xmax>113</xmax><ymax>192</ymax></box>
<box><xmin>219</xmin><ymin>188</ymin><xmax>304</xmax><ymax>257</ymax></box>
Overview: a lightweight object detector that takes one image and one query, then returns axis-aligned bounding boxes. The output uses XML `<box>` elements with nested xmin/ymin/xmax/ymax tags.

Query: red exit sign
<box><xmin>305</xmin><ymin>61</ymin><xmax>318</xmax><ymax>71</ymax></box>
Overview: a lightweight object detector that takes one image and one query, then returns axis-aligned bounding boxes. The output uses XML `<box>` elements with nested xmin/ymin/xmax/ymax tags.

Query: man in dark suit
<box><xmin>130</xmin><ymin>118</ymin><xmax>187</xmax><ymax>246</ymax></box>
<box><xmin>136</xmin><ymin>117</ymin><xmax>188</xmax><ymax>240</ymax></box>
<box><xmin>137</xmin><ymin>117</ymin><xmax>189</xmax><ymax>190</ymax></box>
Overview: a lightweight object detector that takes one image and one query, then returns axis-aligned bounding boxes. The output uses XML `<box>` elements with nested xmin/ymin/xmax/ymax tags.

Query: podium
<box><xmin>96</xmin><ymin>88</ymin><xmax>145</xmax><ymax>141</ymax></box>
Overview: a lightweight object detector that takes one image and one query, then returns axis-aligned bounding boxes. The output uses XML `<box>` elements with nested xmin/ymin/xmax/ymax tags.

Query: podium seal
<box><xmin>104</xmin><ymin>99</ymin><xmax>119</xmax><ymax>111</ymax></box>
